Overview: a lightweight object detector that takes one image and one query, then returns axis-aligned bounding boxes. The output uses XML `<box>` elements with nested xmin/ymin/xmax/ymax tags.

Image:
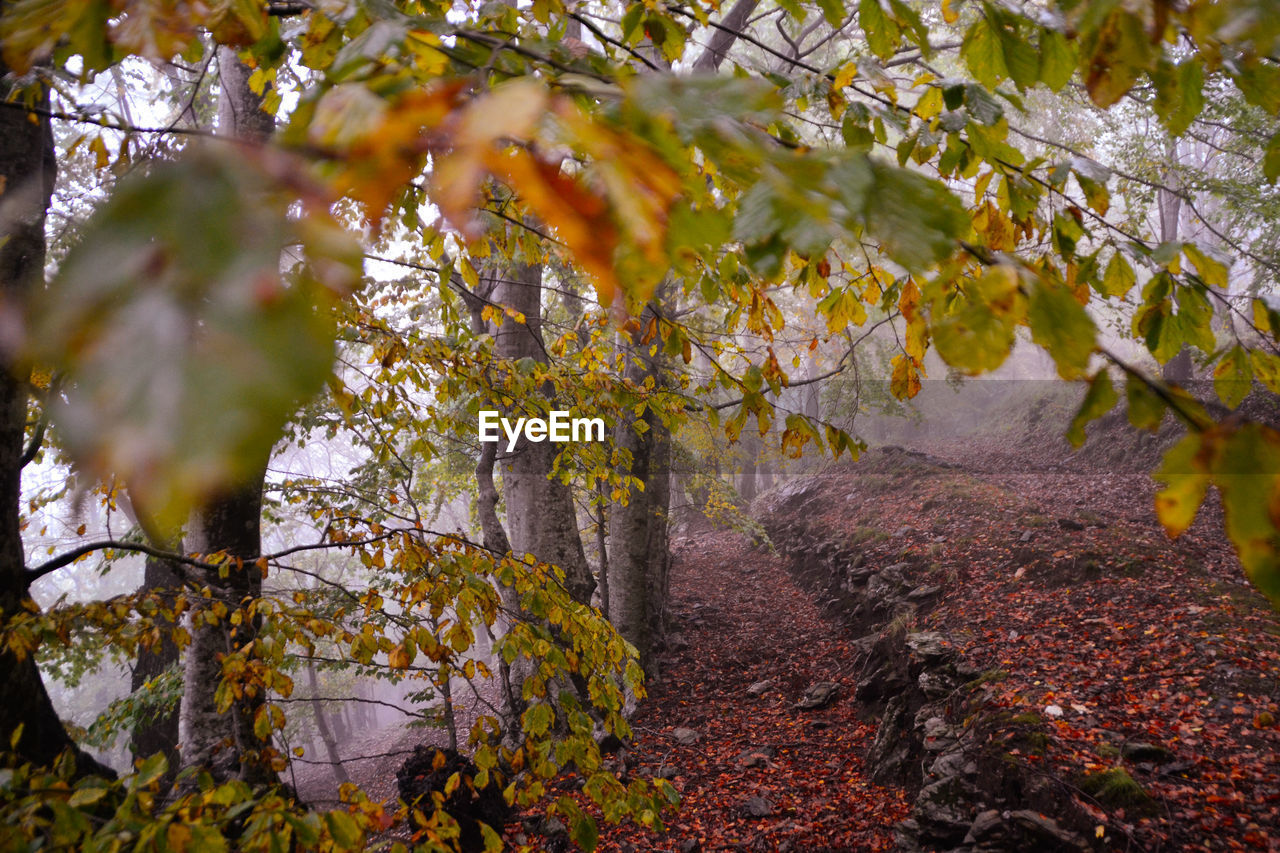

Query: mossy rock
<box><xmin>1078</xmin><ymin>767</ymin><xmax>1158</xmax><ymax>816</ymax></box>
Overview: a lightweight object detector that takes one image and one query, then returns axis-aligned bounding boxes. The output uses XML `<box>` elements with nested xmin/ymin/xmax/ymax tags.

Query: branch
<box><xmin>26</xmin><ymin>540</ymin><xmax>216</xmax><ymax>587</ymax></box>
<box><xmin>0</xmin><ymin>101</ymin><xmax>215</xmax><ymax>136</ymax></box>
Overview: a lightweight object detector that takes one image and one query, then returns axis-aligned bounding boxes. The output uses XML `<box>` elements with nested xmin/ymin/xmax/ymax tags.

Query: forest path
<box><xmin>575</xmin><ymin>529</ymin><xmax>907</xmax><ymax>852</ymax></box>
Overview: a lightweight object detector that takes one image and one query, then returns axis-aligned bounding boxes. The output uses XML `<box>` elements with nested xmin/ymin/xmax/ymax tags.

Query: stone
<box><xmin>666</xmin><ymin>632</ymin><xmax>690</xmax><ymax>651</ymax></box>
<box><xmin>678</xmin><ymin>840</ymin><xmax>701</xmax><ymax>853</ymax></box>
<box><xmin>672</xmin><ymin>727</ymin><xmax>700</xmax><ymax>746</ymax></box>
<box><xmin>1019</xmin><ymin>530</ymin><xmax>1034</xmax><ymax>543</ymax></box>
<box><xmin>794</xmin><ymin>681</ymin><xmax>841</xmax><ymax>710</ymax></box>
<box><xmin>736</xmin><ymin>746</ymin><xmax>776</xmax><ymax>768</ymax></box>
<box><xmin>741</xmin><ymin>796</ymin><xmax>773</xmax><ymax>818</ymax></box>
<box><xmin>746</xmin><ymin>679</ymin><xmax>774</xmax><ymax>698</ymax></box>
<box><xmin>913</xmin><ymin>777</ymin><xmax>975</xmax><ymax>847</ymax></box>
<box><xmin>905</xmin><ymin>631</ymin><xmax>952</xmax><ymax>664</ymax></box>
<box><xmin>965</xmin><ymin>809</ymin><xmax>1091</xmax><ymax>852</ymax></box>
<box><xmin>907</xmin><ymin>584</ymin><xmax>942</xmax><ymax>600</ymax></box>
<box><xmin>396</xmin><ymin>746</ymin><xmax>512</xmax><ymax>853</ymax></box>
<box><xmin>1121</xmin><ymin>741</ymin><xmax>1174</xmax><ymax>764</ymax></box>
<box><xmin>1057</xmin><ymin>517</ymin><xmax>1085</xmax><ymax>531</ymax></box>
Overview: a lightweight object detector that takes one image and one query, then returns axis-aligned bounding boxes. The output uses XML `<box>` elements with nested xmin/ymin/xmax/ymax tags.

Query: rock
<box><xmin>396</xmin><ymin>746</ymin><xmax>512</xmax><ymax>853</ymax></box>
<box><xmin>1019</xmin><ymin>530</ymin><xmax>1034</xmax><ymax>543</ymax></box>
<box><xmin>736</xmin><ymin>746</ymin><xmax>776</xmax><ymax>768</ymax></box>
<box><xmin>678</xmin><ymin>840</ymin><xmax>701</xmax><ymax>853</ymax></box>
<box><xmin>672</xmin><ymin>727</ymin><xmax>700</xmax><ymax>746</ymax></box>
<box><xmin>917</xmin><ymin>669</ymin><xmax>957</xmax><ymax>699</ymax></box>
<box><xmin>666</xmin><ymin>632</ymin><xmax>690</xmax><ymax>651</ymax></box>
<box><xmin>657</xmin><ymin>764</ymin><xmax>678</xmax><ymax>779</ymax></box>
<box><xmin>907</xmin><ymin>584</ymin><xmax>942</xmax><ymax>601</ymax></box>
<box><xmin>741</xmin><ymin>796</ymin><xmax>773</xmax><ymax>818</ymax></box>
<box><xmin>746</xmin><ymin>679</ymin><xmax>774</xmax><ymax>697</ymax></box>
<box><xmin>867</xmin><ymin>695</ymin><xmax>921</xmax><ymax>786</ymax></box>
<box><xmin>966</xmin><ymin>808</ymin><xmax>1091</xmax><ymax>852</ymax></box>
<box><xmin>905</xmin><ymin>631</ymin><xmax>952</xmax><ymax>664</ymax></box>
<box><xmin>1057</xmin><ymin>517</ymin><xmax>1085</xmax><ymax>531</ymax></box>
<box><xmin>913</xmin><ymin>777</ymin><xmax>975</xmax><ymax>847</ymax></box>
<box><xmin>1121</xmin><ymin>741</ymin><xmax>1174</xmax><ymax>764</ymax></box>
<box><xmin>794</xmin><ymin>681</ymin><xmax>841</xmax><ymax>710</ymax></box>
<box><xmin>892</xmin><ymin>525</ymin><xmax>913</xmax><ymax>538</ymax></box>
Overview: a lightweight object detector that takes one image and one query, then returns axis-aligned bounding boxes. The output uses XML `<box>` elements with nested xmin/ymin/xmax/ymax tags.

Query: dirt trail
<box><xmin>574</xmin><ymin>530</ymin><xmax>908</xmax><ymax>852</ymax></box>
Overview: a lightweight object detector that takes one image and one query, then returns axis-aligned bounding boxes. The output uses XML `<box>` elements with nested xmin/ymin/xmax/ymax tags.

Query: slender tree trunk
<box><xmin>305</xmin><ymin>662</ymin><xmax>350</xmax><ymax>785</ymax></box>
<box><xmin>177</xmin><ymin>48</ymin><xmax>279</xmax><ymax>787</ymax></box>
<box><xmin>607</xmin><ymin>302</ymin><xmax>672</xmax><ymax>664</ymax></box>
<box><xmin>1158</xmin><ymin>139</ymin><xmax>1194</xmax><ymax>385</ymax></box>
<box><xmin>0</xmin><ymin>57</ymin><xmax>112</xmax><ymax>778</ymax></box>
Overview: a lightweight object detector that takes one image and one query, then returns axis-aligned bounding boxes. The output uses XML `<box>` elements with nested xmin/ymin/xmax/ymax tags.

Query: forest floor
<box><xmin>506</xmin><ymin>530</ymin><xmax>911</xmax><ymax>852</ymax></box>
<box><xmin>510</xmin><ymin>420</ymin><xmax>1279</xmax><ymax>851</ymax></box>
<box><xmin>307</xmin><ymin>406</ymin><xmax>1280</xmax><ymax>851</ymax></box>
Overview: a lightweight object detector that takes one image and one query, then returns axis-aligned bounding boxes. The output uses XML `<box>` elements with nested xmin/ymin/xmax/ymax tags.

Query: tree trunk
<box><xmin>1158</xmin><ymin>139</ymin><xmax>1194</xmax><ymax>386</ymax></box>
<box><xmin>129</xmin><ymin>551</ymin><xmax>182</xmax><ymax>783</ymax></box>
<box><xmin>177</xmin><ymin>48</ymin><xmax>279</xmax><ymax>787</ymax></box>
<box><xmin>304</xmin><ymin>661</ymin><xmax>350</xmax><ymax>785</ymax></box>
<box><xmin>607</xmin><ymin>302</ymin><xmax>671</xmax><ymax>664</ymax></box>
<box><xmin>489</xmin><ymin>261</ymin><xmax>595</xmax><ymax>605</ymax></box>
<box><xmin>0</xmin><ymin>57</ymin><xmax>112</xmax><ymax>778</ymax></box>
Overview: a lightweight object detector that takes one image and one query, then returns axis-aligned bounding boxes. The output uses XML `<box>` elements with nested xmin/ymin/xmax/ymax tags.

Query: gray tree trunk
<box><xmin>0</xmin><ymin>57</ymin><xmax>113</xmax><ymax>778</ymax></box>
<box><xmin>304</xmin><ymin>661</ymin><xmax>350</xmax><ymax>785</ymax></box>
<box><xmin>1158</xmin><ymin>139</ymin><xmax>1194</xmax><ymax>385</ymax></box>
<box><xmin>607</xmin><ymin>303</ymin><xmax>672</xmax><ymax>664</ymax></box>
<box><xmin>177</xmin><ymin>48</ymin><xmax>279</xmax><ymax>787</ymax></box>
<box><xmin>488</xmin><ymin>261</ymin><xmax>595</xmax><ymax>605</ymax></box>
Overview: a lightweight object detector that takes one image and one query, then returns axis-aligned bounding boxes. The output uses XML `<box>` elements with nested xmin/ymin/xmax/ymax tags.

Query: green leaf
<box><xmin>1153</xmin><ymin>432</ymin><xmax>1209</xmax><ymax>538</ymax></box>
<box><xmin>1066</xmin><ymin>370</ymin><xmax>1118</xmax><ymax>448</ymax></box>
<box><xmin>68</xmin><ymin>785</ymin><xmax>108</xmax><ymax>807</ymax></box>
<box><xmin>28</xmin><ymin>147</ymin><xmax>359</xmax><ymax>538</ymax></box>
<box><xmin>1125</xmin><ymin>375</ymin><xmax>1165</xmax><ymax>432</ymax></box>
<box><xmin>817</xmin><ymin>0</ymin><xmax>844</xmax><ymax>29</ymax></box>
<box><xmin>133</xmin><ymin>752</ymin><xmax>168</xmax><ymax>789</ymax></box>
<box><xmin>998</xmin><ymin>25</ymin><xmax>1039</xmax><ymax>88</ymax></box>
<box><xmin>1183</xmin><ymin>243</ymin><xmax>1229</xmax><ymax>288</ymax></box>
<box><xmin>864</xmin><ymin>161</ymin><xmax>966</xmax><ymax>271</ymax></box>
<box><xmin>1264</xmin><ymin>133</ymin><xmax>1280</xmax><ymax>184</ymax></box>
<box><xmin>930</xmin><ymin>266</ymin><xmax>1022</xmax><ymax>374</ymax></box>
<box><xmin>570</xmin><ymin>814</ymin><xmax>599</xmax><ymax>851</ymax></box>
<box><xmin>860</xmin><ymin>0</ymin><xmax>900</xmax><ymax>61</ymax></box>
<box><xmin>1213</xmin><ymin>346</ymin><xmax>1253</xmax><ymax>409</ymax></box>
<box><xmin>1028</xmin><ymin>281</ymin><xmax>1096</xmax><ymax>379</ymax></box>
<box><xmin>325</xmin><ymin>811</ymin><xmax>363</xmax><ymax>849</ymax></box>
<box><xmin>1152</xmin><ymin>58</ymin><xmax>1204</xmax><ymax>137</ymax></box>
<box><xmin>1098</xmin><ymin>251</ymin><xmax>1136</xmax><ymax>298</ymax></box>
<box><xmin>1251</xmin><ymin>349</ymin><xmax>1280</xmax><ymax>395</ymax></box>
<box><xmin>1038</xmin><ymin>28</ymin><xmax>1076</xmax><ymax>91</ymax></box>
<box><xmin>962</xmin><ymin>16</ymin><xmax>1007</xmax><ymax>91</ymax></box>
<box><xmin>1213</xmin><ymin>425</ymin><xmax>1280</xmax><ymax>606</ymax></box>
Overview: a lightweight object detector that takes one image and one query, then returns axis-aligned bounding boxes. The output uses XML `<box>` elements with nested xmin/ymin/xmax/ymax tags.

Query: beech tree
<box><xmin>1</xmin><ymin>0</ymin><xmax>1280</xmax><ymax>849</ymax></box>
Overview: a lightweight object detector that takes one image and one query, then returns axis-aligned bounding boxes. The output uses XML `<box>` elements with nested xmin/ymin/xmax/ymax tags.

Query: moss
<box><xmin>1095</xmin><ymin>743</ymin><xmax>1121</xmax><ymax>759</ymax></box>
<box><xmin>1010</xmin><ymin>712</ymin><xmax>1041</xmax><ymax>726</ymax></box>
<box><xmin>967</xmin><ymin>669</ymin><xmax>1010</xmax><ymax>688</ymax></box>
<box><xmin>1078</xmin><ymin>767</ymin><xmax>1157</xmax><ymax>815</ymax></box>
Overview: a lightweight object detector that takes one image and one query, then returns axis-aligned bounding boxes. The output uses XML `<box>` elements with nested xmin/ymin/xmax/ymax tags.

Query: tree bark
<box><xmin>0</xmin><ymin>56</ymin><xmax>112</xmax><ymax>778</ymax></box>
<box><xmin>129</xmin><ymin>551</ymin><xmax>181</xmax><ymax>783</ymax></box>
<box><xmin>489</xmin><ymin>261</ymin><xmax>595</xmax><ymax>606</ymax></box>
<box><xmin>607</xmin><ymin>303</ymin><xmax>672</xmax><ymax>664</ymax></box>
<box><xmin>304</xmin><ymin>661</ymin><xmax>350</xmax><ymax>785</ymax></box>
<box><xmin>691</xmin><ymin>0</ymin><xmax>761</xmax><ymax>71</ymax></box>
<box><xmin>177</xmin><ymin>48</ymin><xmax>279</xmax><ymax>787</ymax></box>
